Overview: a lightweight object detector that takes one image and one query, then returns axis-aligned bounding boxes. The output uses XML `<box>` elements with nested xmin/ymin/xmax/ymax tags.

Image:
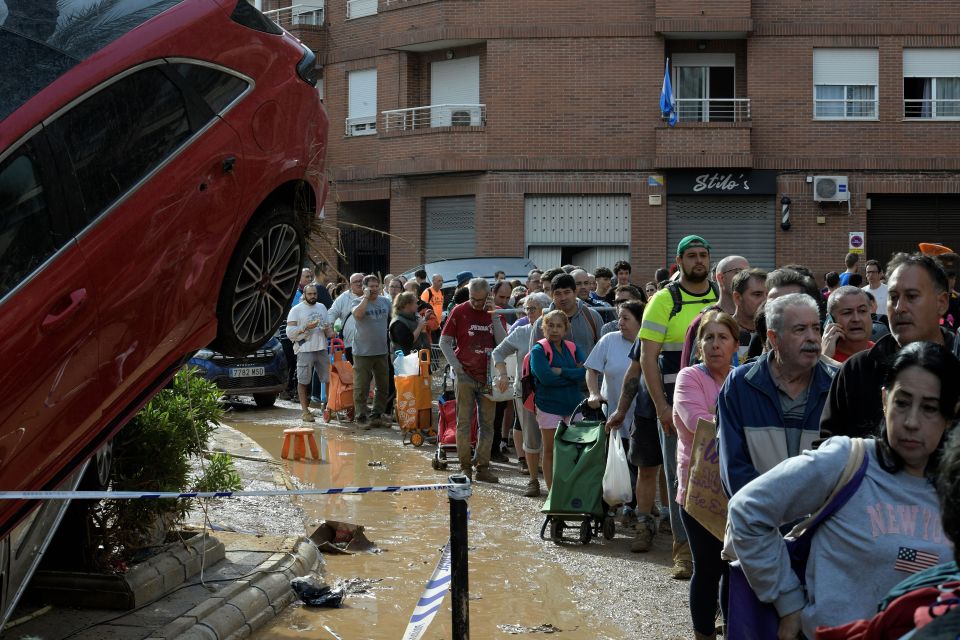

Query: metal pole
<box><xmin>448</xmin><ymin>474</ymin><xmax>471</xmax><ymax>640</ymax></box>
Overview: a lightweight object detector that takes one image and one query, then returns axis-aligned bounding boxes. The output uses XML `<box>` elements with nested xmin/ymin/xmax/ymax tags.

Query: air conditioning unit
<box><xmin>813</xmin><ymin>176</ymin><xmax>850</xmax><ymax>202</ymax></box>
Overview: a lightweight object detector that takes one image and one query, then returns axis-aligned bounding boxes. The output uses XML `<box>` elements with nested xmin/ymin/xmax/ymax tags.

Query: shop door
<box><xmin>868</xmin><ymin>195</ymin><xmax>960</xmax><ymax>268</ymax></box>
<box><xmin>667</xmin><ymin>196</ymin><xmax>776</xmax><ymax>269</ymax></box>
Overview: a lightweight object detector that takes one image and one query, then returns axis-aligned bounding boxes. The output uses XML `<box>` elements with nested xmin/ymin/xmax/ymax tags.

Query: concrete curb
<box><xmin>148</xmin><ymin>535</ymin><xmax>321</xmax><ymax>639</ymax></box>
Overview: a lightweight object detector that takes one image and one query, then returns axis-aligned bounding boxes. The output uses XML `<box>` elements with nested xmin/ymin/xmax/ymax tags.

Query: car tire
<box><xmin>253</xmin><ymin>393</ymin><xmax>277</xmax><ymax>408</ymax></box>
<box><xmin>212</xmin><ymin>204</ymin><xmax>304</xmax><ymax>357</ymax></box>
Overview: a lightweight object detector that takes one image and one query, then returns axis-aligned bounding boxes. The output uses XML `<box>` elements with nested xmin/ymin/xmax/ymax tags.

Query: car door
<box><xmin>0</xmin><ymin>132</ymin><xmax>103</xmax><ymax>499</ymax></box>
<box><xmin>46</xmin><ymin>61</ymin><xmax>244</xmax><ymax>412</ymax></box>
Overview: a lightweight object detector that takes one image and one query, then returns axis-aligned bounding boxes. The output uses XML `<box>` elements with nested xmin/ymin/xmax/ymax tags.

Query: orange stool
<box><xmin>281</xmin><ymin>427</ymin><xmax>320</xmax><ymax>460</ymax></box>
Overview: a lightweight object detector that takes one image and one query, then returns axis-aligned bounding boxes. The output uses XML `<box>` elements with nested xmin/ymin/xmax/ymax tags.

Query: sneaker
<box><xmin>301</xmin><ymin>410</ymin><xmax>316</xmax><ymax>423</ymax></box>
<box><xmin>616</xmin><ymin>506</ymin><xmax>637</xmax><ymax>527</ymax></box>
<box><xmin>671</xmin><ymin>560</ymin><xmax>693</xmax><ymax>580</ymax></box>
<box><xmin>474</xmin><ymin>466</ymin><xmax>499</xmax><ymax>483</ymax></box>
<box><xmin>518</xmin><ymin>457</ymin><xmax>529</xmax><ymax>475</ymax></box>
<box><xmin>523</xmin><ymin>478</ymin><xmax>541</xmax><ymax>497</ymax></box>
<box><xmin>630</xmin><ymin>516</ymin><xmax>656</xmax><ymax>553</ymax></box>
<box><xmin>489</xmin><ymin>451</ymin><xmax>509</xmax><ymax>464</ymax></box>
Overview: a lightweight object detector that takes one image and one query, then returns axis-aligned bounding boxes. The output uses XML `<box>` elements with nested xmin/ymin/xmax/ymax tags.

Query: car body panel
<box><xmin>0</xmin><ymin>0</ymin><xmax>327</xmax><ymax>539</ymax></box>
<box><xmin>188</xmin><ymin>337</ymin><xmax>288</xmax><ymax>398</ymax></box>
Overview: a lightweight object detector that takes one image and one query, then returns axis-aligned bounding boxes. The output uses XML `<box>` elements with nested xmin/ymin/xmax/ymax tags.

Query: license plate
<box><xmin>230</xmin><ymin>367</ymin><xmax>265</xmax><ymax>378</ymax></box>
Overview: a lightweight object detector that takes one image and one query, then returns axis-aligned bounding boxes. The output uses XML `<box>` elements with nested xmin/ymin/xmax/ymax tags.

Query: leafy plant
<box><xmin>88</xmin><ymin>366</ymin><xmax>241</xmax><ymax>569</ymax></box>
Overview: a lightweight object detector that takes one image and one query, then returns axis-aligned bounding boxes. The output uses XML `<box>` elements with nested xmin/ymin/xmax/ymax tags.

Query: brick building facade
<box><xmin>271</xmin><ymin>0</ymin><xmax>960</xmax><ymax>281</ymax></box>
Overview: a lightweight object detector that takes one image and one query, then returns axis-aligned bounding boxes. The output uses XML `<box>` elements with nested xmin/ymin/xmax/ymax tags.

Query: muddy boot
<box><xmin>630</xmin><ymin>514</ymin><xmax>656</xmax><ymax>553</ymax></box>
<box><xmin>474</xmin><ymin>465</ymin><xmax>499</xmax><ymax>483</ymax></box>
<box><xmin>523</xmin><ymin>478</ymin><xmax>541</xmax><ymax>497</ymax></box>
<box><xmin>301</xmin><ymin>410</ymin><xmax>316</xmax><ymax>423</ymax></box>
<box><xmin>671</xmin><ymin>559</ymin><xmax>693</xmax><ymax>580</ymax></box>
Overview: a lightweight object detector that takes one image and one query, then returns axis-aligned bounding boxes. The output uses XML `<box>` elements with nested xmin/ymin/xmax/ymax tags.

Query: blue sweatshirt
<box><xmin>529</xmin><ymin>339</ymin><xmax>586</xmax><ymax>416</ymax></box>
<box><xmin>728</xmin><ymin>437</ymin><xmax>951</xmax><ymax>639</ymax></box>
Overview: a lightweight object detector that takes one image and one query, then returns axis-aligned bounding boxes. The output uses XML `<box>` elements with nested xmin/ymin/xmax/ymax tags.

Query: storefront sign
<box><xmin>666</xmin><ymin>170</ymin><xmax>778</xmax><ymax>196</ymax></box>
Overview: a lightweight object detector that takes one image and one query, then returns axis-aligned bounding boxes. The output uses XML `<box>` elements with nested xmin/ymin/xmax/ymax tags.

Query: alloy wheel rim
<box><xmin>230</xmin><ymin>223</ymin><xmax>301</xmax><ymax>345</ymax></box>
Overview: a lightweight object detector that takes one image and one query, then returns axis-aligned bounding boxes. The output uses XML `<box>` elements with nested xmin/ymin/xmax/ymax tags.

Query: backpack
<box><xmin>520</xmin><ymin>338</ymin><xmax>577</xmax><ymax>412</ymax></box>
<box><xmin>665</xmin><ymin>280</ymin><xmax>719</xmax><ymax>321</ymax></box>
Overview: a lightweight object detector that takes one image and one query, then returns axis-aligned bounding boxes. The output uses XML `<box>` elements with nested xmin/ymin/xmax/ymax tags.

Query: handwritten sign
<box><xmin>683</xmin><ymin>418</ymin><xmax>728</xmax><ymax>541</ymax></box>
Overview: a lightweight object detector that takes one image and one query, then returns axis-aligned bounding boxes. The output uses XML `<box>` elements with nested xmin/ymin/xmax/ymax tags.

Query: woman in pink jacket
<box><xmin>674</xmin><ymin>310</ymin><xmax>740</xmax><ymax>640</ymax></box>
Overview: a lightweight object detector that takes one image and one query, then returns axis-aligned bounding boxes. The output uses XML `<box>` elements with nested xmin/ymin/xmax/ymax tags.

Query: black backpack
<box><xmin>664</xmin><ymin>280</ymin><xmax>719</xmax><ymax>320</ymax></box>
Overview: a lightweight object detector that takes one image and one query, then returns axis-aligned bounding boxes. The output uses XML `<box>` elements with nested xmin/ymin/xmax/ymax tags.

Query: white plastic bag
<box><xmin>602</xmin><ymin>432</ymin><xmax>633</xmax><ymax>506</ymax></box>
<box><xmin>393</xmin><ymin>351</ymin><xmax>420</xmax><ymax>377</ymax></box>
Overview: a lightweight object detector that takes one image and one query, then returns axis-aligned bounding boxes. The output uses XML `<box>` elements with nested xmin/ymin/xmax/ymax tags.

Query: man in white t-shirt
<box><xmin>287</xmin><ymin>284</ymin><xmax>333</xmax><ymax>422</ymax></box>
<box><xmin>862</xmin><ymin>259</ymin><xmax>888</xmax><ymax>312</ymax></box>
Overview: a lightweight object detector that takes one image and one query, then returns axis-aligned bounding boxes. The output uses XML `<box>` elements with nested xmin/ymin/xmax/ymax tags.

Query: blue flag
<box><xmin>660</xmin><ymin>58</ymin><xmax>677</xmax><ymax>127</ymax></box>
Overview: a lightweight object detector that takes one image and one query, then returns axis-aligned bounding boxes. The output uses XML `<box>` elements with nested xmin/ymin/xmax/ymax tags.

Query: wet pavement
<box><xmin>219</xmin><ymin>398</ymin><xmax>693</xmax><ymax>640</ymax></box>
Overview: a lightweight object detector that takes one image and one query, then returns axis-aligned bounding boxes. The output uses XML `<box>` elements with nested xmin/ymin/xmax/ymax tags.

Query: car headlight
<box><xmin>193</xmin><ymin>348</ymin><xmax>215</xmax><ymax>360</ymax></box>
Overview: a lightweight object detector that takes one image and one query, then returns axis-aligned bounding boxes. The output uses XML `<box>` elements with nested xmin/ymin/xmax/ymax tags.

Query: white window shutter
<box><xmin>430</xmin><ymin>57</ymin><xmax>480</xmax><ymax>126</ymax></box>
<box><xmin>904</xmin><ymin>49</ymin><xmax>960</xmax><ymax>77</ymax></box>
<box><xmin>813</xmin><ymin>49</ymin><xmax>879</xmax><ymax>85</ymax></box>
<box><xmin>348</xmin><ymin>68</ymin><xmax>377</xmax><ymax>118</ymax></box>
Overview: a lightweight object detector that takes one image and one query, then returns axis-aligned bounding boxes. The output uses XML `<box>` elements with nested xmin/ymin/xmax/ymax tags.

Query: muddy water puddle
<box><xmin>227</xmin><ymin>409</ymin><xmax>623</xmax><ymax>640</ymax></box>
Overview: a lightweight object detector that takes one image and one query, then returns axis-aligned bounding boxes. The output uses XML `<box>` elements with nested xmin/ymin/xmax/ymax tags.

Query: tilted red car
<box><xmin>0</xmin><ymin>0</ymin><xmax>327</xmax><ymax>618</ymax></box>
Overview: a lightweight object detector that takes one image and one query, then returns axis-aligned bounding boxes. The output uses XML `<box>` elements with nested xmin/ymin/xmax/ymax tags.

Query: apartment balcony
<box><xmin>377</xmin><ymin>104</ymin><xmax>487</xmax><ymax>175</ymax></box>
<box><xmin>263</xmin><ymin>3</ymin><xmax>326</xmax><ymax>51</ymax></box>
<box><xmin>381</xmin><ymin>104</ymin><xmax>485</xmax><ymax>134</ymax></box>
<box><xmin>655</xmin><ymin>98</ymin><xmax>752</xmax><ymax>168</ymax></box>
<box><xmin>655</xmin><ymin>0</ymin><xmax>751</xmax><ymax>37</ymax></box>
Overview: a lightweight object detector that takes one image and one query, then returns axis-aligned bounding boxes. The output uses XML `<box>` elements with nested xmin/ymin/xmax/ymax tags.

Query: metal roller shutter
<box><xmin>868</xmin><ymin>195</ymin><xmax>960</xmax><ymax>267</ymax></box>
<box><xmin>667</xmin><ymin>196</ymin><xmax>776</xmax><ymax>269</ymax></box>
<box><xmin>425</xmin><ymin>196</ymin><xmax>476</xmax><ymax>261</ymax></box>
<box><xmin>525</xmin><ymin>195</ymin><xmax>631</xmax><ymax>244</ymax></box>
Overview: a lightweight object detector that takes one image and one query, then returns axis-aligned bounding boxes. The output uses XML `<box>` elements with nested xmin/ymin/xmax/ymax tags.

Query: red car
<box><xmin>0</xmin><ymin>0</ymin><xmax>326</xmax><ymax>617</ymax></box>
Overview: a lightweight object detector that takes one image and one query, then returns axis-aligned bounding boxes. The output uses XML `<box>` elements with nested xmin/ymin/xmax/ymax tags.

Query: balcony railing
<box><xmin>814</xmin><ymin>99</ymin><xmax>878</xmax><ymax>120</ymax></box>
<box><xmin>345</xmin><ymin>116</ymin><xmax>377</xmax><ymax>136</ymax></box>
<box><xmin>671</xmin><ymin>98</ymin><xmax>751</xmax><ymax>123</ymax></box>
<box><xmin>262</xmin><ymin>3</ymin><xmax>324</xmax><ymax>27</ymax></box>
<box><xmin>381</xmin><ymin>104</ymin><xmax>486</xmax><ymax>132</ymax></box>
<box><xmin>904</xmin><ymin>99</ymin><xmax>960</xmax><ymax>119</ymax></box>
<box><xmin>346</xmin><ymin>0</ymin><xmax>377</xmax><ymax>18</ymax></box>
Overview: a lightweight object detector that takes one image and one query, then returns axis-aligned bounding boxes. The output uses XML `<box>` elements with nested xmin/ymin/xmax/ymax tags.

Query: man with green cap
<box><xmin>609</xmin><ymin>234</ymin><xmax>718</xmax><ymax>578</ymax></box>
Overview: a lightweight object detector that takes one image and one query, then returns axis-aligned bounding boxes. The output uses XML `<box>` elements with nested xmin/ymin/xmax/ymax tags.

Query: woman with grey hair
<box><xmin>493</xmin><ymin>292</ymin><xmax>551</xmax><ymax>496</ymax></box>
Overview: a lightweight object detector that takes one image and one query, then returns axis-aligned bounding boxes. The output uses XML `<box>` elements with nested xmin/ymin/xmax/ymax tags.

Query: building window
<box><xmin>671</xmin><ymin>53</ymin><xmax>741</xmax><ymax>122</ymax></box>
<box><xmin>346</xmin><ymin>0</ymin><xmax>377</xmax><ymax>19</ymax></box>
<box><xmin>904</xmin><ymin>49</ymin><xmax>960</xmax><ymax>119</ymax></box>
<box><xmin>429</xmin><ymin>56</ymin><xmax>482</xmax><ymax>127</ymax></box>
<box><xmin>346</xmin><ymin>68</ymin><xmax>377</xmax><ymax>136</ymax></box>
<box><xmin>813</xmin><ymin>49</ymin><xmax>878</xmax><ymax>120</ymax></box>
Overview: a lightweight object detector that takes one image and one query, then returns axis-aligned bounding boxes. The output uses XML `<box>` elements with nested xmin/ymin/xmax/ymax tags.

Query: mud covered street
<box><xmin>215</xmin><ymin>399</ymin><xmax>692</xmax><ymax>639</ymax></box>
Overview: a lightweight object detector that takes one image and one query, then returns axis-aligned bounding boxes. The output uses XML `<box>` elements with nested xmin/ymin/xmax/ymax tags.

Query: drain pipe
<box><xmin>448</xmin><ymin>474</ymin><xmax>471</xmax><ymax>639</ymax></box>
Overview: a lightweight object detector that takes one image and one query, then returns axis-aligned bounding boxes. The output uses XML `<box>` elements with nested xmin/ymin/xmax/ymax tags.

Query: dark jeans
<box><xmin>679</xmin><ymin>507</ymin><xmax>729</xmax><ymax>635</ymax></box>
<box><xmin>491</xmin><ymin>400</ymin><xmax>507</xmax><ymax>457</ymax></box>
<box><xmin>280</xmin><ymin>337</ymin><xmax>296</xmax><ymax>392</ymax></box>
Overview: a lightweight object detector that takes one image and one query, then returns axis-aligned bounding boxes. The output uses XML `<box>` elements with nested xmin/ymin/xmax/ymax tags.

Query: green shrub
<box><xmin>89</xmin><ymin>367</ymin><xmax>242</xmax><ymax>568</ymax></box>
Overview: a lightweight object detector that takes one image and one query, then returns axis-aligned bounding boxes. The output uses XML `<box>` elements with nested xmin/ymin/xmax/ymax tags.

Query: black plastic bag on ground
<box><xmin>290</xmin><ymin>575</ymin><xmax>345</xmax><ymax>607</ymax></box>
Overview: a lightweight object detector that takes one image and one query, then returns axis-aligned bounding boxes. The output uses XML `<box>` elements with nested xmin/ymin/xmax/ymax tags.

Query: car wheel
<box><xmin>212</xmin><ymin>205</ymin><xmax>304</xmax><ymax>357</ymax></box>
<box><xmin>253</xmin><ymin>393</ymin><xmax>277</xmax><ymax>408</ymax></box>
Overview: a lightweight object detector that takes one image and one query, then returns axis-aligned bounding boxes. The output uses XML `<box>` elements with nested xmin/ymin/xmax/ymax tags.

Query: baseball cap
<box><xmin>677</xmin><ymin>235</ymin><xmax>711</xmax><ymax>256</ymax></box>
<box><xmin>456</xmin><ymin>271</ymin><xmax>473</xmax><ymax>286</ymax></box>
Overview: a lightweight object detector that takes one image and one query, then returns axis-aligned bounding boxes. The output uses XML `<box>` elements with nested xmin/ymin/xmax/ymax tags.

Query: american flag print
<box><xmin>894</xmin><ymin>547</ymin><xmax>940</xmax><ymax>574</ymax></box>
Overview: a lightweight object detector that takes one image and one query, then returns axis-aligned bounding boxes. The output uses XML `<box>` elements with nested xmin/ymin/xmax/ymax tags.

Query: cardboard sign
<box><xmin>683</xmin><ymin>418</ymin><xmax>728</xmax><ymax>541</ymax></box>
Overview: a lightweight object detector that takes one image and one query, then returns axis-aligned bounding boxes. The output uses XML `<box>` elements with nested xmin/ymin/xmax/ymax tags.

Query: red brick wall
<box><xmin>310</xmin><ymin>0</ymin><xmax>960</xmax><ymax>280</ymax></box>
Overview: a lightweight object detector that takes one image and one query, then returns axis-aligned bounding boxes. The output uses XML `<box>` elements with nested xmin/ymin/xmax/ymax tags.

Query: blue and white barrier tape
<box><xmin>402</xmin><ymin>542</ymin><xmax>452</xmax><ymax>640</ymax></box>
<box><xmin>0</xmin><ymin>483</ymin><xmax>456</xmax><ymax>501</ymax></box>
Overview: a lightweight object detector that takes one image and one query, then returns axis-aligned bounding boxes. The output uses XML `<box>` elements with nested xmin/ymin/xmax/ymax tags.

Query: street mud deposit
<box><xmin>222</xmin><ymin>400</ymin><xmax>691</xmax><ymax>639</ymax></box>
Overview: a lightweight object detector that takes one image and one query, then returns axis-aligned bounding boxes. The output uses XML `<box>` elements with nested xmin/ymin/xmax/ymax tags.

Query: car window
<box><xmin>0</xmin><ymin>0</ymin><xmax>183</xmax><ymax>121</ymax></box>
<box><xmin>0</xmin><ymin>138</ymin><xmax>68</xmax><ymax>299</ymax></box>
<box><xmin>47</xmin><ymin>65</ymin><xmax>193</xmax><ymax>226</ymax></box>
<box><xmin>170</xmin><ymin>63</ymin><xmax>250</xmax><ymax>114</ymax></box>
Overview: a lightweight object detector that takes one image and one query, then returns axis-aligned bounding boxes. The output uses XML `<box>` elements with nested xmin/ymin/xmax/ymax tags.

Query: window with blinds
<box><xmin>813</xmin><ymin>49</ymin><xmax>879</xmax><ymax>120</ymax></box>
<box><xmin>903</xmin><ymin>49</ymin><xmax>960</xmax><ymax>119</ymax></box>
<box><xmin>429</xmin><ymin>57</ymin><xmax>481</xmax><ymax>127</ymax></box>
<box><xmin>346</xmin><ymin>68</ymin><xmax>377</xmax><ymax>136</ymax></box>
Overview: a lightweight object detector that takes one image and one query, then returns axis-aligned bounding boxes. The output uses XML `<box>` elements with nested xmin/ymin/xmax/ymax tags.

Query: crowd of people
<box><xmin>281</xmin><ymin>240</ymin><xmax>960</xmax><ymax>639</ymax></box>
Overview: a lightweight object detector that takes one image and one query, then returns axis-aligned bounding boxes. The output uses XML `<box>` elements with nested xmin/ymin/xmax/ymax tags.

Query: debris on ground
<box><xmin>290</xmin><ymin>575</ymin><xmax>345</xmax><ymax>607</ymax></box>
<box><xmin>366</xmin><ymin>460</ymin><xmax>385</xmax><ymax>467</ymax></box>
<box><xmin>498</xmin><ymin>623</ymin><xmax>563</xmax><ymax>634</ymax></box>
<box><xmin>309</xmin><ymin>520</ymin><xmax>379</xmax><ymax>554</ymax></box>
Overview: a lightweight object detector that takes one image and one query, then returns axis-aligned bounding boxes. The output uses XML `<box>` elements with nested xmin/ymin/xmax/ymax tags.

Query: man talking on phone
<box><xmin>287</xmin><ymin>283</ymin><xmax>334</xmax><ymax>423</ymax></box>
<box><xmin>821</xmin><ymin>286</ymin><xmax>874</xmax><ymax>363</ymax></box>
